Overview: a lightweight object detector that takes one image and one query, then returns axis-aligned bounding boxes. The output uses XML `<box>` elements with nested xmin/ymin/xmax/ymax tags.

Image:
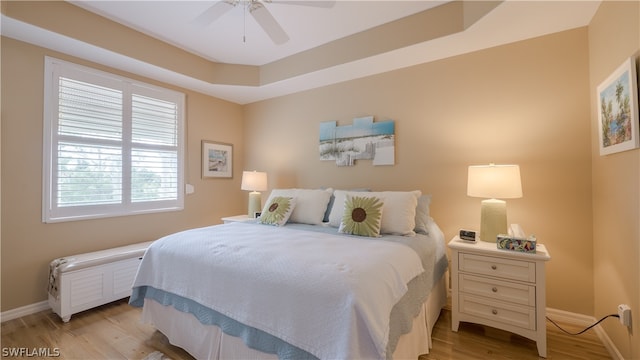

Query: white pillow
<box><xmin>328</xmin><ymin>190</ymin><xmax>350</xmax><ymax>227</ymax></box>
<box><xmin>265</xmin><ymin>188</ymin><xmax>332</xmax><ymax>225</ymax></box>
<box><xmin>329</xmin><ymin>190</ymin><xmax>421</xmax><ymax>236</ymax></box>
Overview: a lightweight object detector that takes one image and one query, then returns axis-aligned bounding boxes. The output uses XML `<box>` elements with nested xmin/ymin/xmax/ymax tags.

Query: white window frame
<box><xmin>43</xmin><ymin>57</ymin><xmax>185</xmax><ymax>223</ymax></box>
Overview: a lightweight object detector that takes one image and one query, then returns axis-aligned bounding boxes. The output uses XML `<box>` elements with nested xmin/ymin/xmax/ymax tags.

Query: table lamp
<box><xmin>467</xmin><ymin>164</ymin><xmax>522</xmax><ymax>242</ymax></box>
<box><xmin>241</xmin><ymin>170</ymin><xmax>267</xmax><ymax>218</ymax></box>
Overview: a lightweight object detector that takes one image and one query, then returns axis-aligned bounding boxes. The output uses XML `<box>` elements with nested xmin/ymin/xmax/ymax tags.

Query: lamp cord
<box><xmin>546</xmin><ymin>314</ymin><xmax>619</xmax><ymax>335</ymax></box>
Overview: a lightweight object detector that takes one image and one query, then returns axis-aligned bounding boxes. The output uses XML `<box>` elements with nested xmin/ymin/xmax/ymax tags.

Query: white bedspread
<box><xmin>132</xmin><ymin>222</ymin><xmax>425</xmax><ymax>360</ymax></box>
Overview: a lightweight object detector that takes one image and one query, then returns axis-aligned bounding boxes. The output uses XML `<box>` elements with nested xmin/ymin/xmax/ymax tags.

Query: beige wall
<box><xmin>0</xmin><ymin>37</ymin><xmax>245</xmax><ymax>311</ymax></box>
<box><xmin>589</xmin><ymin>1</ymin><xmax>640</xmax><ymax>359</ymax></box>
<box><xmin>245</xmin><ymin>28</ymin><xmax>594</xmax><ymax>314</ymax></box>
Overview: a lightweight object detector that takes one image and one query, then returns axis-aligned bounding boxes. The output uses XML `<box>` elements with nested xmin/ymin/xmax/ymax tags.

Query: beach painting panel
<box><xmin>319</xmin><ymin>116</ymin><xmax>395</xmax><ymax>166</ymax></box>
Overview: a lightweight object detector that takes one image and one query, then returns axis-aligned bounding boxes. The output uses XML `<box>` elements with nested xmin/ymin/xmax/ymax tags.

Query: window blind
<box><xmin>43</xmin><ymin>57</ymin><xmax>185</xmax><ymax>222</ymax></box>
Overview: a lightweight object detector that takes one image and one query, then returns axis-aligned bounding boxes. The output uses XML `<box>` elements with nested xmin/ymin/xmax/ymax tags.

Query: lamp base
<box><xmin>248</xmin><ymin>192</ymin><xmax>262</xmax><ymax>218</ymax></box>
<box><xmin>480</xmin><ymin>198</ymin><xmax>507</xmax><ymax>242</ymax></box>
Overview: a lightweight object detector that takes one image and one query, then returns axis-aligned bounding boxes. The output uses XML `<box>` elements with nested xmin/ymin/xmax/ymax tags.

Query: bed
<box><xmin>130</xmin><ymin>189</ymin><xmax>449</xmax><ymax>360</ymax></box>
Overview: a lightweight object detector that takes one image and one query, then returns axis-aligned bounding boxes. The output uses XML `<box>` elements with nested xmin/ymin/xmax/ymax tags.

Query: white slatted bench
<box><xmin>48</xmin><ymin>241</ymin><xmax>153</xmax><ymax>322</ymax></box>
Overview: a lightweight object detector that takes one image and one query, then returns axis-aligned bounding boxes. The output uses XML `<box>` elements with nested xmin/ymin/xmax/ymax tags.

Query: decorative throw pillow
<box><xmin>258</xmin><ymin>196</ymin><xmax>296</xmax><ymax>226</ymax></box>
<box><xmin>338</xmin><ymin>195</ymin><xmax>384</xmax><ymax>237</ymax></box>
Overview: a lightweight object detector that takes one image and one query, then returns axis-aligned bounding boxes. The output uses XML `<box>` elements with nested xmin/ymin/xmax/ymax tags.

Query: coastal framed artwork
<box><xmin>319</xmin><ymin>116</ymin><xmax>395</xmax><ymax>167</ymax></box>
<box><xmin>596</xmin><ymin>56</ymin><xmax>639</xmax><ymax>156</ymax></box>
<box><xmin>202</xmin><ymin>140</ymin><xmax>233</xmax><ymax>178</ymax></box>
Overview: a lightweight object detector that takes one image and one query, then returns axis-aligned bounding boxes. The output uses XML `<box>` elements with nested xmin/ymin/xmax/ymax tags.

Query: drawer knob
<box><xmin>492</xmin><ymin>309</ymin><xmax>498</xmax><ymax>315</ymax></box>
<box><xmin>491</xmin><ymin>265</ymin><xmax>497</xmax><ymax>270</ymax></box>
<box><xmin>492</xmin><ymin>287</ymin><xmax>498</xmax><ymax>293</ymax></box>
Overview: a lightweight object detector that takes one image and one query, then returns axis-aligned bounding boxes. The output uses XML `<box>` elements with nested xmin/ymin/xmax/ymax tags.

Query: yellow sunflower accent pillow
<box><xmin>338</xmin><ymin>195</ymin><xmax>384</xmax><ymax>237</ymax></box>
<box><xmin>258</xmin><ymin>196</ymin><xmax>296</xmax><ymax>226</ymax></box>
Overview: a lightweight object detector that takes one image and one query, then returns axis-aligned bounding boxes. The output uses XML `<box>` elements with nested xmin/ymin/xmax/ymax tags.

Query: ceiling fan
<box><xmin>195</xmin><ymin>0</ymin><xmax>335</xmax><ymax>45</ymax></box>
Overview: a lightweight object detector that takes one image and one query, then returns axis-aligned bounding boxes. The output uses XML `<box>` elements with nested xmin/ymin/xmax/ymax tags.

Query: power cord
<box><xmin>546</xmin><ymin>314</ymin><xmax>619</xmax><ymax>335</ymax></box>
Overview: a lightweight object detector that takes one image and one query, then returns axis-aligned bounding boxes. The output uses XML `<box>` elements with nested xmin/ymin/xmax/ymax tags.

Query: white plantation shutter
<box><xmin>43</xmin><ymin>57</ymin><xmax>185</xmax><ymax>222</ymax></box>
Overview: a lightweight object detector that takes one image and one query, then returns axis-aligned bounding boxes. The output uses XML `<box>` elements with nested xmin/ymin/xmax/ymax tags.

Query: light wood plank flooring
<box><xmin>1</xmin><ymin>299</ymin><xmax>611</xmax><ymax>359</ymax></box>
<box><xmin>420</xmin><ymin>308</ymin><xmax>611</xmax><ymax>360</ymax></box>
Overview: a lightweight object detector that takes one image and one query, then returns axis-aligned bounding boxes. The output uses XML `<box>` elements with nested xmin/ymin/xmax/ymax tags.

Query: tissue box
<box><xmin>497</xmin><ymin>235</ymin><xmax>536</xmax><ymax>253</ymax></box>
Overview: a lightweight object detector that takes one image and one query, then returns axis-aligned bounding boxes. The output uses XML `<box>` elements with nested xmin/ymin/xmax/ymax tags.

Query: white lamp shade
<box><xmin>467</xmin><ymin>164</ymin><xmax>522</xmax><ymax>199</ymax></box>
<box><xmin>241</xmin><ymin>171</ymin><xmax>267</xmax><ymax>192</ymax></box>
<box><xmin>467</xmin><ymin>164</ymin><xmax>522</xmax><ymax>242</ymax></box>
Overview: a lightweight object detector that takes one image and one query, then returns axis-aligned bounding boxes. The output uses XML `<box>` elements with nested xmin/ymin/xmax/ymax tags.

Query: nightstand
<box><xmin>221</xmin><ymin>215</ymin><xmax>256</xmax><ymax>224</ymax></box>
<box><xmin>448</xmin><ymin>236</ymin><xmax>551</xmax><ymax>358</ymax></box>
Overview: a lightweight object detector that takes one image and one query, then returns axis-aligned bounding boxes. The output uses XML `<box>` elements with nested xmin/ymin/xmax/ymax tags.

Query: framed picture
<box><xmin>597</xmin><ymin>56</ymin><xmax>639</xmax><ymax>156</ymax></box>
<box><xmin>202</xmin><ymin>140</ymin><xmax>233</xmax><ymax>178</ymax></box>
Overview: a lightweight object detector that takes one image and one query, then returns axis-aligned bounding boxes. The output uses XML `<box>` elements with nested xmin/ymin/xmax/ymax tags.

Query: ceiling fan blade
<box><xmin>250</xmin><ymin>3</ymin><xmax>290</xmax><ymax>45</ymax></box>
<box><xmin>193</xmin><ymin>0</ymin><xmax>237</xmax><ymax>26</ymax></box>
<box><xmin>272</xmin><ymin>1</ymin><xmax>335</xmax><ymax>8</ymax></box>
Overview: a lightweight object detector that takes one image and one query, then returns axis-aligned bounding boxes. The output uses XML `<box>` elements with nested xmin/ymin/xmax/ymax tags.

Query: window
<box><xmin>43</xmin><ymin>57</ymin><xmax>185</xmax><ymax>222</ymax></box>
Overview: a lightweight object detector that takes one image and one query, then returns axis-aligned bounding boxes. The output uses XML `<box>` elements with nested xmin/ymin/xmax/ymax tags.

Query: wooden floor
<box><xmin>420</xmin><ymin>308</ymin><xmax>611</xmax><ymax>360</ymax></box>
<box><xmin>1</xmin><ymin>299</ymin><xmax>612</xmax><ymax>359</ymax></box>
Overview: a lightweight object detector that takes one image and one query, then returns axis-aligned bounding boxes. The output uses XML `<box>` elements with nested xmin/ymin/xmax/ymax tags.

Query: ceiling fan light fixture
<box><xmin>196</xmin><ymin>0</ymin><xmax>333</xmax><ymax>45</ymax></box>
<box><xmin>248</xmin><ymin>1</ymin><xmax>264</xmax><ymax>13</ymax></box>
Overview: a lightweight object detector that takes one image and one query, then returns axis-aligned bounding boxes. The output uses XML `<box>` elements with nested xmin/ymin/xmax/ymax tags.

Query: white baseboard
<box><xmin>546</xmin><ymin>307</ymin><xmax>596</xmax><ymax>326</ymax></box>
<box><xmin>1</xmin><ymin>301</ymin><xmax>49</xmax><ymax>323</ymax></box>
<box><xmin>546</xmin><ymin>307</ymin><xmax>624</xmax><ymax>360</ymax></box>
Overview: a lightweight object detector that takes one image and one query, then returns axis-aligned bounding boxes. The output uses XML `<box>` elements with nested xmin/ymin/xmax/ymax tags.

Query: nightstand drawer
<box><xmin>459</xmin><ymin>293</ymin><xmax>536</xmax><ymax>331</ymax></box>
<box><xmin>459</xmin><ymin>253</ymin><xmax>536</xmax><ymax>283</ymax></box>
<box><xmin>459</xmin><ymin>273</ymin><xmax>535</xmax><ymax>306</ymax></box>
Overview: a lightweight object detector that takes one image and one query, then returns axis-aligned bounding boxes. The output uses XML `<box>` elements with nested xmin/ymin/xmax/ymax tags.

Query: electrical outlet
<box><xmin>618</xmin><ymin>304</ymin><xmax>631</xmax><ymax>327</ymax></box>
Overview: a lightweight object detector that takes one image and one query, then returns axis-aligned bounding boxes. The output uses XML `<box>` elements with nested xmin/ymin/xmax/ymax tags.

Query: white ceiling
<box><xmin>1</xmin><ymin>1</ymin><xmax>601</xmax><ymax>104</ymax></box>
